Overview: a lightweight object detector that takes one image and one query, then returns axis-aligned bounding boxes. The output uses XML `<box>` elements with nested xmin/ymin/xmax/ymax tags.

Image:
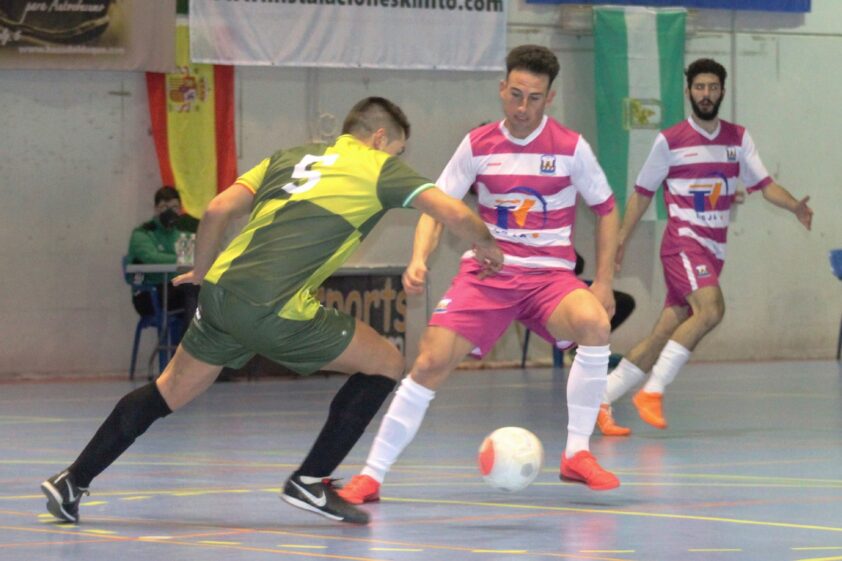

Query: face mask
<box><xmin>159</xmin><ymin>208</ymin><xmax>180</xmax><ymax>229</ymax></box>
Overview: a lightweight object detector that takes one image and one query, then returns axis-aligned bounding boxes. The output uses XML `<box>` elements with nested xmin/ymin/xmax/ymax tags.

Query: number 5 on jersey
<box><xmin>282</xmin><ymin>154</ymin><xmax>339</xmax><ymax>195</ymax></box>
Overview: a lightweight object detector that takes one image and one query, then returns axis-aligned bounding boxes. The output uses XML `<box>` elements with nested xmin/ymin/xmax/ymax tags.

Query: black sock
<box><xmin>295</xmin><ymin>373</ymin><xmax>397</xmax><ymax>479</ymax></box>
<box><xmin>68</xmin><ymin>382</ymin><xmax>172</xmax><ymax>488</ymax></box>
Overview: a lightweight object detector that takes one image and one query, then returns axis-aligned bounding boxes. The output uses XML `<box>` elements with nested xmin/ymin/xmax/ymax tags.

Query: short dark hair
<box><xmin>685</xmin><ymin>58</ymin><xmax>727</xmax><ymax>89</ymax></box>
<box><xmin>506</xmin><ymin>44</ymin><xmax>560</xmax><ymax>87</ymax></box>
<box><xmin>342</xmin><ymin>96</ymin><xmax>411</xmax><ymax>141</ymax></box>
<box><xmin>154</xmin><ymin>186</ymin><xmax>180</xmax><ymax>206</ymax></box>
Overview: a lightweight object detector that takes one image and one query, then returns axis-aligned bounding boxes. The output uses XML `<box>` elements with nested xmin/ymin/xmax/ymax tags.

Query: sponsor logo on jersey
<box><xmin>688</xmin><ymin>172</ymin><xmax>730</xmax><ymax>214</ymax></box>
<box><xmin>492</xmin><ymin>186</ymin><xmax>548</xmax><ymax>239</ymax></box>
<box><xmin>539</xmin><ymin>155</ymin><xmax>556</xmax><ymax>175</ymax></box>
<box><xmin>695</xmin><ymin>264</ymin><xmax>710</xmax><ymax>278</ymax></box>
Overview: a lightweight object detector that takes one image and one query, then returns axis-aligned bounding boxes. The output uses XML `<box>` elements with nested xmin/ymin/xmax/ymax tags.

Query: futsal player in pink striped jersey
<box><xmin>597</xmin><ymin>58</ymin><xmax>813</xmax><ymax>436</ymax></box>
<box><xmin>340</xmin><ymin>45</ymin><xmax>622</xmax><ymax>505</ymax></box>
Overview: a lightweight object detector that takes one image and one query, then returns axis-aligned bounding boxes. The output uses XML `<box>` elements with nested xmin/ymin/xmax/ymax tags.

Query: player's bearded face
<box><xmin>688</xmin><ymin>74</ymin><xmax>724</xmax><ymax>121</ymax></box>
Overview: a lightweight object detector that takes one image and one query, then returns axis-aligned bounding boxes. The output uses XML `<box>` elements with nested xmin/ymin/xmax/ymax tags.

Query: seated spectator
<box><xmin>127</xmin><ymin>186</ymin><xmax>198</xmax><ymax>338</ymax></box>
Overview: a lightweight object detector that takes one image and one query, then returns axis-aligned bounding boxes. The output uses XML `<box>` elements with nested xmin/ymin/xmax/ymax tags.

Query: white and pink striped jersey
<box><xmin>437</xmin><ymin>115</ymin><xmax>615</xmax><ymax>274</ymax></box>
<box><xmin>635</xmin><ymin>117</ymin><xmax>772</xmax><ymax>263</ymax></box>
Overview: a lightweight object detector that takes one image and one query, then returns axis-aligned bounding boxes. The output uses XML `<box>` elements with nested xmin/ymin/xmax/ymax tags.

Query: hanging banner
<box><xmin>594</xmin><ymin>6</ymin><xmax>686</xmax><ymax>220</ymax></box>
<box><xmin>0</xmin><ymin>0</ymin><xmax>177</xmax><ymax>71</ymax></box>
<box><xmin>318</xmin><ymin>270</ymin><xmax>407</xmax><ymax>355</ymax></box>
<box><xmin>525</xmin><ymin>0</ymin><xmax>810</xmax><ymax>11</ymax></box>
<box><xmin>188</xmin><ymin>0</ymin><xmax>506</xmax><ymax>70</ymax></box>
<box><xmin>146</xmin><ymin>17</ymin><xmax>237</xmax><ymax>219</ymax></box>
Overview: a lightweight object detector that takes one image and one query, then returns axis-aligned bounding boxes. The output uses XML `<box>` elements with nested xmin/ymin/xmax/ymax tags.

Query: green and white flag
<box><xmin>594</xmin><ymin>6</ymin><xmax>686</xmax><ymax>219</ymax></box>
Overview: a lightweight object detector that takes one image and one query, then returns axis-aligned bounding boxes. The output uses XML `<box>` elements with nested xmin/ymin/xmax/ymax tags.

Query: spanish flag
<box><xmin>146</xmin><ymin>16</ymin><xmax>236</xmax><ymax>219</ymax></box>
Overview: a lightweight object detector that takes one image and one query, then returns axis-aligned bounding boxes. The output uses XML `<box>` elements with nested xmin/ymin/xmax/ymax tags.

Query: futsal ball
<box><xmin>477</xmin><ymin>426</ymin><xmax>544</xmax><ymax>492</ymax></box>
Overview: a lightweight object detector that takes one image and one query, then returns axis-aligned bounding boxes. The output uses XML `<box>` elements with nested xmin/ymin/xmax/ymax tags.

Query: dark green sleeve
<box><xmin>376</xmin><ymin>157</ymin><xmax>434</xmax><ymax>209</ymax></box>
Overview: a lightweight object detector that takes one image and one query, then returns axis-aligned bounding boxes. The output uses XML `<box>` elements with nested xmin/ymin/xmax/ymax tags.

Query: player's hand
<box><xmin>794</xmin><ymin>195</ymin><xmax>813</xmax><ymax>231</ymax></box>
<box><xmin>402</xmin><ymin>260</ymin><xmax>428</xmax><ymax>295</ymax></box>
<box><xmin>589</xmin><ymin>280</ymin><xmax>616</xmax><ymax>319</ymax></box>
<box><xmin>173</xmin><ymin>270</ymin><xmax>202</xmax><ymax>286</ymax></box>
<box><xmin>474</xmin><ymin>240</ymin><xmax>504</xmax><ymax>279</ymax></box>
<box><xmin>733</xmin><ymin>189</ymin><xmax>746</xmax><ymax>205</ymax></box>
<box><xmin>614</xmin><ymin>239</ymin><xmax>626</xmax><ymax>273</ymax></box>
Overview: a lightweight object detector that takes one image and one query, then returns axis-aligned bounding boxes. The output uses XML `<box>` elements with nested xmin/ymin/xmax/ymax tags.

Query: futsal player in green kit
<box><xmin>40</xmin><ymin>97</ymin><xmax>503</xmax><ymax>525</ymax></box>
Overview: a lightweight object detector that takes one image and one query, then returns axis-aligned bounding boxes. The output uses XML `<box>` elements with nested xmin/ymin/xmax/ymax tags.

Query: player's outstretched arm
<box><xmin>615</xmin><ymin>191</ymin><xmax>653</xmax><ymax>271</ymax></box>
<box><xmin>173</xmin><ymin>183</ymin><xmax>254</xmax><ymax>286</ymax></box>
<box><xmin>760</xmin><ymin>182</ymin><xmax>813</xmax><ymax>231</ymax></box>
<box><xmin>400</xmin><ymin>213</ymin><xmax>444</xmax><ymax>295</ymax></box>
<box><xmin>411</xmin><ymin>187</ymin><xmax>502</xmax><ymax>276</ymax></box>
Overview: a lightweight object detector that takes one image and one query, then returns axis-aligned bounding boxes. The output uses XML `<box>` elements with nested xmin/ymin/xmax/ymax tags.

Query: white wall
<box><xmin>0</xmin><ymin>0</ymin><xmax>840</xmax><ymax>376</ymax></box>
<box><xmin>0</xmin><ymin>72</ymin><xmax>160</xmax><ymax>375</ymax></box>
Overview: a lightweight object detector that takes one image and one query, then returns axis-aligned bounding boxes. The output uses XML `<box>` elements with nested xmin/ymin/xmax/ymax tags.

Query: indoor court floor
<box><xmin>1</xmin><ymin>360</ymin><xmax>841</xmax><ymax>561</ymax></box>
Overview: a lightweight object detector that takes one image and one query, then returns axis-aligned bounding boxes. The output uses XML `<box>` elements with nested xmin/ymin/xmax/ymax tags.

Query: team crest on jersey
<box><xmin>695</xmin><ymin>264</ymin><xmax>710</xmax><ymax>278</ymax></box>
<box><xmin>539</xmin><ymin>155</ymin><xmax>556</xmax><ymax>175</ymax></box>
<box><xmin>726</xmin><ymin>146</ymin><xmax>737</xmax><ymax>161</ymax></box>
<box><xmin>433</xmin><ymin>298</ymin><xmax>452</xmax><ymax>314</ymax></box>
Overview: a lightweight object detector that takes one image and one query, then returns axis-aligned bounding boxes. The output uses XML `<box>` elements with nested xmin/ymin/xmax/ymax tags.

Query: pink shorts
<box><xmin>662</xmin><ymin>250</ymin><xmax>723</xmax><ymax>308</ymax></box>
<box><xmin>428</xmin><ymin>260</ymin><xmax>588</xmax><ymax>358</ymax></box>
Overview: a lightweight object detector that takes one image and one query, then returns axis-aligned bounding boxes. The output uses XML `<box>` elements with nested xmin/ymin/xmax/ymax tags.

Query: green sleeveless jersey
<box><xmin>205</xmin><ymin>134</ymin><xmax>433</xmax><ymax>320</ymax></box>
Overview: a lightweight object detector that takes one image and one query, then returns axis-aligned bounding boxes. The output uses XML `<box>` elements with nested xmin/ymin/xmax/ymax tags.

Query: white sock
<box><xmin>565</xmin><ymin>345</ymin><xmax>610</xmax><ymax>456</ymax></box>
<box><xmin>604</xmin><ymin>358</ymin><xmax>647</xmax><ymax>404</ymax></box>
<box><xmin>643</xmin><ymin>340</ymin><xmax>691</xmax><ymax>394</ymax></box>
<box><xmin>360</xmin><ymin>376</ymin><xmax>435</xmax><ymax>484</ymax></box>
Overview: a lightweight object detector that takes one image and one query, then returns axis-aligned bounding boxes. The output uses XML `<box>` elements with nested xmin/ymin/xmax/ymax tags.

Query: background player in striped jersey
<box><xmin>339</xmin><ymin>45</ymin><xmax>622</xmax><ymax>506</ymax></box>
<box><xmin>597</xmin><ymin>58</ymin><xmax>813</xmax><ymax>436</ymax></box>
<box><xmin>40</xmin><ymin>97</ymin><xmax>503</xmax><ymax>526</ymax></box>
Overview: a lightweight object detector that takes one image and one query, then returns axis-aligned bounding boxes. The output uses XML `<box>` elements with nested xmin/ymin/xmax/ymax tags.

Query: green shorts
<box><xmin>181</xmin><ymin>282</ymin><xmax>356</xmax><ymax>375</ymax></box>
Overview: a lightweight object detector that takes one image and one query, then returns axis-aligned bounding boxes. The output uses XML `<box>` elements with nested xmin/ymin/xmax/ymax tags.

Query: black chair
<box><xmin>520</xmin><ymin>283</ymin><xmax>635</xmax><ymax>369</ymax></box>
<box><xmin>520</xmin><ymin>329</ymin><xmax>564</xmax><ymax>368</ymax></box>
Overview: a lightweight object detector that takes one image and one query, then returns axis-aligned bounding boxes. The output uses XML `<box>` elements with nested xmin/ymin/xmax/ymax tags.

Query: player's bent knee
<box><xmin>697</xmin><ymin>300</ymin><xmax>725</xmax><ymax>331</ymax></box>
<box><xmin>412</xmin><ymin>350</ymin><xmax>445</xmax><ymax>376</ymax></box>
<box><xmin>583</xmin><ymin>321</ymin><xmax>611</xmax><ymax>345</ymax></box>
<box><xmin>410</xmin><ymin>352</ymin><xmax>452</xmax><ymax>389</ymax></box>
<box><xmin>380</xmin><ymin>352</ymin><xmax>405</xmax><ymax>380</ymax></box>
<box><xmin>715</xmin><ymin>300</ymin><xmax>726</xmax><ymax>322</ymax></box>
<box><xmin>700</xmin><ymin>309</ymin><xmax>724</xmax><ymax>332</ymax></box>
<box><xmin>359</xmin><ymin>344</ymin><xmax>404</xmax><ymax>380</ymax></box>
<box><xmin>568</xmin><ymin>310</ymin><xmax>611</xmax><ymax>345</ymax></box>
<box><xmin>349</xmin><ymin>329</ymin><xmax>406</xmax><ymax>379</ymax></box>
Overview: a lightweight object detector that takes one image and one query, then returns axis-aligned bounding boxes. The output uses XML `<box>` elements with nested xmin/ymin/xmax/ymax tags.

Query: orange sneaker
<box><xmin>633</xmin><ymin>390</ymin><xmax>667</xmax><ymax>429</ymax></box>
<box><xmin>596</xmin><ymin>404</ymin><xmax>631</xmax><ymax>436</ymax></box>
<box><xmin>560</xmin><ymin>451</ymin><xmax>619</xmax><ymax>491</ymax></box>
<box><xmin>337</xmin><ymin>475</ymin><xmax>380</xmax><ymax>505</ymax></box>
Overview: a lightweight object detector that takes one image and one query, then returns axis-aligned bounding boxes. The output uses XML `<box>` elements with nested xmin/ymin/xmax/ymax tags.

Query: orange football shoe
<box><xmin>337</xmin><ymin>475</ymin><xmax>380</xmax><ymax>505</ymax></box>
<box><xmin>560</xmin><ymin>451</ymin><xmax>620</xmax><ymax>491</ymax></box>
<box><xmin>596</xmin><ymin>404</ymin><xmax>631</xmax><ymax>436</ymax></box>
<box><xmin>633</xmin><ymin>390</ymin><xmax>667</xmax><ymax>429</ymax></box>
